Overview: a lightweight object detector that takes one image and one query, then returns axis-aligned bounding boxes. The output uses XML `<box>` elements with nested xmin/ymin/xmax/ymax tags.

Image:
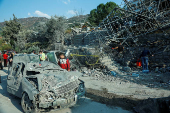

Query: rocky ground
<box><xmin>0</xmin><ymin>65</ymin><xmax>170</xmax><ymax>113</ymax></box>
<box><xmin>80</xmin><ymin>68</ymin><xmax>170</xmax><ymax>113</ymax></box>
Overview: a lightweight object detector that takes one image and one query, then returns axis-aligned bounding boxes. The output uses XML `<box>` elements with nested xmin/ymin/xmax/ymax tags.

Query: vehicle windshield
<box><xmin>47</xmin><ymin>52</ymin><xmax>57</xmax><ymax>64</ymax></box>
<box><xmin>13</xmin><ymin>54</ymin><xmax>40</xmax><ymax>64</ymax></box>
<box><xmin>28</xmin><ymin>55</ymin><xmax>40</xmax><ymax>63</ymax></box>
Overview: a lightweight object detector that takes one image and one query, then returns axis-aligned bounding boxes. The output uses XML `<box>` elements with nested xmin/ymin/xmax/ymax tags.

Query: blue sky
<box><xmin>0</xmin><ymin>0</ymin><xmax>123</xmax><ymax>22</ymax></box>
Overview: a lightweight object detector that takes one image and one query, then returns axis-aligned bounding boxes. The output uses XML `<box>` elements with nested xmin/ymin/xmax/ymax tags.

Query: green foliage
<box><xmin>46</xmin><ymin>16</ymin><xmax>68</xmax><ymax>44</ymax></box>
<box><xmin>0</xmin><ymin>38</ymin><xmax>2</xmax><ymax>44</ymax></box>
<box><xmin>88</xmin><ymin>2</ymin><xmax>119</xmax><ymax>26</ymax></box>
<box><xmin>14</xmin><ymin>30</ymin><xmax>34</xmax><ymax>52</ymax></box>
<box><xmin>22</xmin><ymin>45</ymin><xmax>40</xmax><ymax>54</ymax></box>
<box><xmin>32</xmin><ymin>22</ymin><xmax>49</xmax><ymax>48</ymax></box>
<box><xmin>2</xmin><ymin>14</ymin><xmax>21</xmax><ymax>47</ymax></box>
<box><xmin>0</xmin><ymin>32</ymin><xmax>2</xmax><ymax>36</ymax></box>
<box><xmin>0</xmin><ymin>39</ymin><xmax>12</xmax><ymax>51</ymax></box>
<box><xmin>1</xmin><ymin>44</ymin><xmax>12</xmax><ymax>51</ymax></box>
<box><xmin>26</xmin><ymin>42</ymin><xmax>40</xmax><ymax>48</ymax></box>
<box><xmin>1</xmin><ymin>15</ymin><xmax>69</xmax><ymax>51</ymax></box>
<box><xmin>14</xmin><ymin>46</ymin><xmax>20</xmax><ymax>53</ymax></box>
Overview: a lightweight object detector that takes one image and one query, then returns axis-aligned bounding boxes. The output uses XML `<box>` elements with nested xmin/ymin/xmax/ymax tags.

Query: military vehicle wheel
<box><xmin>21</xmin><ymin>93</ymin><xmax>35</xmax><ymax>113</ymax></box>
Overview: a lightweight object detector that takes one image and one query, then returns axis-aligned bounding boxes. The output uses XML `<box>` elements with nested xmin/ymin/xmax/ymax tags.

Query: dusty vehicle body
<box><xmin>7</xmin><ymin>54</ymin><xmax>85</xmax><ymax>112</ymax></box>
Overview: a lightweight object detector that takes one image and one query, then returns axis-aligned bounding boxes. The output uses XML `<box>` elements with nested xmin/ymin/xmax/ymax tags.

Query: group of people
<box><xmin>0</xmin><ymin>51</ymin><xmax>14</xmax><ymax>70</ymax></box>
<box><xmin>0</xmin><ymin>50</ymin><xmax>70</xmax><ymax>72</ymax></box>
<box><xmin>0</xmin><ymin>46</ymin><xmax>152</xmax><ymax>72</ymax></box>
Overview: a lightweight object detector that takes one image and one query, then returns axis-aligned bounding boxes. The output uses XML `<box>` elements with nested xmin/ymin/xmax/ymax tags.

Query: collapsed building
<box><xmin>63</xmin><ymin>1</ymin><xmax>170</xmax><ymax>112</ymax></box>
<box><xmin>68</xmin><ymin>0</ymin><xmax>170</xmax><ymax>73</ymax></box>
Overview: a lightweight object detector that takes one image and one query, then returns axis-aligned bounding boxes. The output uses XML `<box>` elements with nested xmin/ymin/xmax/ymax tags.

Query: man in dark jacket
<box><xmin>140</xmin><ymin>48</ymin><xmax>153</xmax><ymax>70</ymax></box>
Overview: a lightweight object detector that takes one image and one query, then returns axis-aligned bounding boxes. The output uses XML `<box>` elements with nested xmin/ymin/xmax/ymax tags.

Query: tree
<box><xmin>46</xmin><ymin>16</ymin><xmax>68</xmax><ymax>45</ymax></box>
<box><xmin>31</xmin><ymin>22</ymin><xmax>49</xmax><ymax>49</ymax></box>
<box><xmin>23</xmin><ymin>45</ymin><xmax>40</xmax><ymax>54</ymax></box>
<box><xmin>2</xmin><ymin>14</ymin><xmax>21</xmax><ymax>47</ymax></box>
<box><xmin>14</xmin><ymin>29</ymin><xmax>35</xmax><ymax>52</ymax></box>
<box><xmin>0</xmin><ymin>39</ymin><xmax>12</xmax><ymax>51</ymax></box>
<box><xmin>0</xmin><ymin>32</ymin><xmax>2</xmax><ymax>36</ymax></box>
<box><xmin>88</xmin><ymin>2</ymin><xmax>119</xmax><ymax>26</ymax></box>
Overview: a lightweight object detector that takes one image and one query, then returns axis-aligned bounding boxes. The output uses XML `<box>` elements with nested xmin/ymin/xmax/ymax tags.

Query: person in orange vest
<box><xmin>3</xmin><ymin>52</ymin><xmax>8</xmax><ymax>67</ymax></box>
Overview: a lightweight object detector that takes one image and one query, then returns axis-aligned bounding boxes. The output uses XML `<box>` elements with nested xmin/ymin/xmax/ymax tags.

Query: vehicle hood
<box><xmin>29</xmin><ymin>71</ymin><xmax>81</xmax><ymax>92</ymax></box>
<box><xmin>26</xmin><ymin>61</ymin><xmax>82</xmax><ymax>92</ymax></box>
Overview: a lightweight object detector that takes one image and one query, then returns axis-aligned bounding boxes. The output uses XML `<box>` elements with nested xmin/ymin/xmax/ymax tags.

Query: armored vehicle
<box><xmin>7</xmin><ymin>54</ymin><xmax>85</xmax><ymax>112</ymax></box>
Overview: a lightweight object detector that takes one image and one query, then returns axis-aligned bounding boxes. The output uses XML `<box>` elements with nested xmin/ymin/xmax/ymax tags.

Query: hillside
<box><xmin>67</xmin><ymin>14</ymin><xmax>89</xmax><ymax>23</ymax></box>
<box><xmin>0</xmin><ymin>15</ymin><xmax>89</xmax><ymax>33</ymax></box>
<box><xmin>0</xmin><ymin>17</ymin><xmax>49</xmax><ymax>32</ymax></box>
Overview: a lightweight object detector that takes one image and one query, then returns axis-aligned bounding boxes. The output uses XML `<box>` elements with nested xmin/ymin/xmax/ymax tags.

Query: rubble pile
<box><xmin>69</xmin><ymin>33</ymin><xmax>170</xmax><ymax>78</ymax></box>
<box><xmin>68</xmin><ymin>0</ymin><xmax>170</xmax><ymax>74</ymax></box>
<box><xmin>67</xmin><ymin>45</ymin><xmax>170</xmax><ymax>91</ymax></box>
<box><xmin>65</xmin><ymin>1</ymin><xmax>170</xmax><ymax>112</ymax></box>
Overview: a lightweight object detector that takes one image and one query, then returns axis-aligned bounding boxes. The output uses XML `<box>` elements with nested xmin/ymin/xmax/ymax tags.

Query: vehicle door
<box><xmin>7</xmin><ymin>63</ymin><xmax>24</xmax><ymax>96</ymax></box>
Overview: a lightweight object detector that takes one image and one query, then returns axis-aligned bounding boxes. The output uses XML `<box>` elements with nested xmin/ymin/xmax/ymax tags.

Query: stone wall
<box><xmin>71</xmin><ymin>30</ymin><xmax>108</xmax><ymax>47</ymax></box>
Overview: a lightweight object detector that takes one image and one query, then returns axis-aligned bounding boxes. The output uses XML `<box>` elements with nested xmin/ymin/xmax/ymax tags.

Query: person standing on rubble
<box><xmin>58</xmin><ymin>53</ymin><xmax>70</xmax><ymax>71</ymax></box>
<box><xmin>112</xmin><ymin>43</ymin><xmax>125</xmax><ymax>65</ymax></box>
<box><xmin>140</xmin><ymin>47</ymin><xmax>153</xmax><ymax>70</ymax></box>
<box><xmin>112</xmin><ymin>43</ymin><xmax>124</xmax><ymax>55</ymax></box>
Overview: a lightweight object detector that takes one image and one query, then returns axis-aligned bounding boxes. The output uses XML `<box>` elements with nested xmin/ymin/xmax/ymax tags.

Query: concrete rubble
<box><xmin>64</xmin><ymin>1</ymin><xmax>170</xmax><ymax>111</ymax></box>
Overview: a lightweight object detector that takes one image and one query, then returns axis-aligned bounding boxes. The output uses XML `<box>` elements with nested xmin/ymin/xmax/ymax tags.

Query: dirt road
<box><xmin>80</xmin><ymin>75</ymin><xmax>170</xmax><ymax>112</ymax></box>
<box><xmin>81</xmin><ymin>76</ymin><xmax>170</xmax><ymax>100</ymax></box>
<box><xmin>0</xmin><ymin>68</ymin><xmax>131</xmax><ymax>113</ymax></box>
